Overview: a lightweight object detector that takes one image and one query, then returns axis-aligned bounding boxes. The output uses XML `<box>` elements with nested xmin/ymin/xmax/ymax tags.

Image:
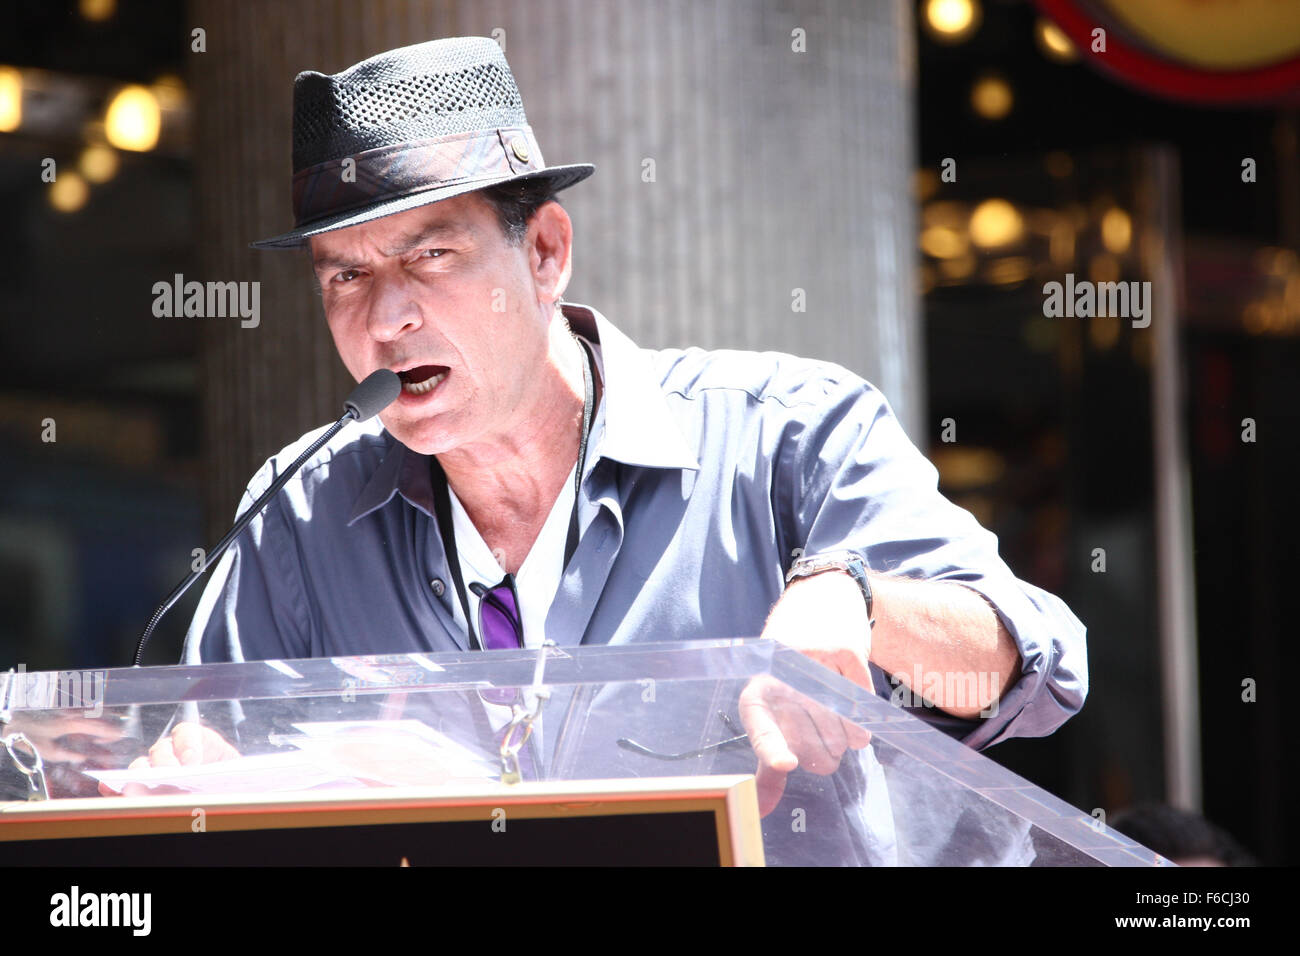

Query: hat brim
<box><xmin>249</xmin><ymin>163</ymin><xmax>594</xmax><ymax>250</ymax></box>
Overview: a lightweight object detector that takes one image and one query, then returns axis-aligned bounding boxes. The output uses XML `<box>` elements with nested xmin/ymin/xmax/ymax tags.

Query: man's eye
<box><xmin>420</xmin><ymin>249</ymin><xmax>447</xmax><ymax>259</ymax></box>
<box><xmin>333</xmin><ymin>269</ymin><xmax>361</xmax><ymax>283</ymax></box>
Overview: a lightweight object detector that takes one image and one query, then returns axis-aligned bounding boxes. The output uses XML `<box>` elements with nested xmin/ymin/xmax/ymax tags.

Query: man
<box><xmin>174</xmin><ymin>38</ymin><xmax>1086</xmax><ymax>823</ymax></box>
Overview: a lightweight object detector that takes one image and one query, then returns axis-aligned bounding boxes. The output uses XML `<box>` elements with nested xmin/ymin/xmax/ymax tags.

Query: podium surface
<box><xmin>1</xmin><ymin>640</ymin><xmax>1163</xmax><ymax>866</ymax></box>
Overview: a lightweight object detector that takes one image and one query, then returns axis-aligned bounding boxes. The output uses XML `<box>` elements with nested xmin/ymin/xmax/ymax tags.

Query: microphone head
<box><xmin>344</xmin><ymin>369</ymin><xmax>402</xmax><ymax>421</ymax></box>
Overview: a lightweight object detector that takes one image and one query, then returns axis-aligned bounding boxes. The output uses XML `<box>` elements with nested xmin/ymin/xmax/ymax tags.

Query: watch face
<box><xmin>790</xmin><ymin>548</ymin><xmax>863</xmax><ymax>587</ymax></box>
<box><xmin>791</xmin><ymin>553</ymin><xmax>856</xmax><ymax>577</ymax></box>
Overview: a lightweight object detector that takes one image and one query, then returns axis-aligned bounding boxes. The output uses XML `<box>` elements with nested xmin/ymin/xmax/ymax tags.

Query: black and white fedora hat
<box><xmin>251</xmin><ymin>36</ymin><xmax>594</xmax><ymax>250</ymax></box>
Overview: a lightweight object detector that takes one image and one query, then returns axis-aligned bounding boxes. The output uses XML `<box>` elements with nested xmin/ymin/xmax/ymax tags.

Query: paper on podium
<box><xmin>285</xmin><ymin>719</ymin><xmax>498</xmax><ymax>785</ymax></box>
<box><xmin>87</xmin><ymin>752</ymin><xmax>368</xmax><ymax>795</ymax></box>
<box><xmin>87</xmin><ymin>719</ymin><xmax>498</xmax><ymax>794</ymax></box>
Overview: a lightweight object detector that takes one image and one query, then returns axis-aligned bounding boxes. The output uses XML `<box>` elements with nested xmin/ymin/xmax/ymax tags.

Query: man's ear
<box><xmin>528</xmin><ymin>200</ymin><xmax>573</xmax><ymax>305</ymax></box>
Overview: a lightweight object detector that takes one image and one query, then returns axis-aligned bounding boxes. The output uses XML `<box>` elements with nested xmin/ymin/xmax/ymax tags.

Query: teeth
<box><xmin>402</xmin><ymin>370</ymin><xmax>446</xmax><ymax>395</ymax></box>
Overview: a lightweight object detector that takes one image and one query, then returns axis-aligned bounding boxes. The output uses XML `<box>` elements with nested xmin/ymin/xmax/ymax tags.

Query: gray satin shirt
<box><xmin>183</xmin><ymin>302</ymin><xmax>1088</xmax><ymax>753</ymax></box>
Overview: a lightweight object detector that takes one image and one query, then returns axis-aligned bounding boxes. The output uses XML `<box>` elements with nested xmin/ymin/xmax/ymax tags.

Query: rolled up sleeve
<box><xmin>776</xmin><ymin>370</ymin><xmax>1088</xmax><ymax>749</ymax></box>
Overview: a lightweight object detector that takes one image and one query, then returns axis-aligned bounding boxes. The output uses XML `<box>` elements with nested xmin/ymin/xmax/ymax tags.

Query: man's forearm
<box><xmin>764</xmin><ymin>569</ymin><xmax>1022</xmax><ymax>720</ymax></box>
<box><xmin>868</xmin><ymin>574</ymin><xmax>1022</xmax><ymax>719</ymax></box>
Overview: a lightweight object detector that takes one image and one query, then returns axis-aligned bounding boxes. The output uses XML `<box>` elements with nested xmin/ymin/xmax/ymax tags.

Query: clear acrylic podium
<box><xmin>0</xmin><ymin>639</ymin><xmax>1164</xmax><ymax>866</ymax></box>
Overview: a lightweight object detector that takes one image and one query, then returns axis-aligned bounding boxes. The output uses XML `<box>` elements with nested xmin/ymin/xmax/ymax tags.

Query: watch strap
<box><xmin>786</xmin><ymin>550</ymin><xmax>874</xmax><ymax>625</ymax></box>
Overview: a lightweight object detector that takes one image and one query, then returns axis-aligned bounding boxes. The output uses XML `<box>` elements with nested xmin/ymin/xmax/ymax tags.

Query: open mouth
<box><xmin>397</xmin><ymin>364</ymin><xmax>448</xmax><ymax>396</ymax></box>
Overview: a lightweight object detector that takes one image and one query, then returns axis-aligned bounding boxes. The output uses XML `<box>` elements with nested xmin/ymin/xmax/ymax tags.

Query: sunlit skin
<box><xmin>309</xmin><ymin>191</ymin><xmax>589</xmax><ymax>573</ymax></box>
<box><xmin>126</xmin><ymin>190</ymin><xmax>1022</xmax><ymax>815</ymax></box>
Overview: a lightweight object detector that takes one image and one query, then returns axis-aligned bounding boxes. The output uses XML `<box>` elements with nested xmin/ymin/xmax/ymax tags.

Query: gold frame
<box><xmin>0</xmin><ymin>774</ymin><xmax>764</xmax><ymax>866</ymax></box>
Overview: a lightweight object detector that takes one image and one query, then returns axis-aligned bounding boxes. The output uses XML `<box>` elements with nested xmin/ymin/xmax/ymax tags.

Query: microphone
<box><xmin>343</xmin><ymin>368</ymin><xmax>403</xmax><ymax>420</ymax></box>
<box><xmin>133</xmin><ymin>370</ymin><xmax>401</xmax><ymax>665</ymax></box>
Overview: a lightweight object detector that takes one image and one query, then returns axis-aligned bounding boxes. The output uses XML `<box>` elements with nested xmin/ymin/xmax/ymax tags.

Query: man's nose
<box><xmin>365</xmin><ymin>270</ymin><xmax>424</xmax><ymax>341</ymax></box>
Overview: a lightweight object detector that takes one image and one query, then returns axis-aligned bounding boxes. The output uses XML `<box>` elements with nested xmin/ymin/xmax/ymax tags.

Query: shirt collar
<box><xmin>347</xmin><ymin>301</ymin><xmax>698</xmax><ymax>527</ymax></box>
<box><xmin>562</xmin><ymin>302</ymin><xmax>699</xmax><ymax>472</ymax></box>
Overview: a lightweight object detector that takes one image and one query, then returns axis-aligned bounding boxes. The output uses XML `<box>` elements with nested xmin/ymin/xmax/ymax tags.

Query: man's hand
<box><xmin>98</xmin><ymin>722</ymin><xmax>241</xmax><ymax>796</ymax></box>
<box><xmin>741</xmin><ymin>569</ymin><xmax>874</xmax><ymax>816</ymax></box>
<box><xmin>738</xmin><ymin>675</ymin><xmax>872</xmax><ymax>817</ymax></box>
<box><xmin>765</xmin><ymin>568</ymin><xmax>1022</xmax><ymax>720</ymax></box>
<box><xmin>760</xmin><ymin>569</ymin><xmax>874</xmax><ymax>688</ymax></box>
<box><xmin>135</xmin><ymin>722</ymin><xmax>241</xmax><ymax>768</ymax></box>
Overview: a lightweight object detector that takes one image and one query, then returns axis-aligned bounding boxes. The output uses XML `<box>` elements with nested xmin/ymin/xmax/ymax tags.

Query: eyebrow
<box><xmin>311</xmin><ymin>221</ymin><xmax>472</xmax><ymax>273</ymax></box>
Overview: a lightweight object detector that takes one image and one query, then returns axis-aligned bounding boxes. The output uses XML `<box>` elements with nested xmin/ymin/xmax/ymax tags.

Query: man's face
<box><xmin>309</xmin><ymin>191</ymin><xmax>568</xmax><ymax>455</ymax></box>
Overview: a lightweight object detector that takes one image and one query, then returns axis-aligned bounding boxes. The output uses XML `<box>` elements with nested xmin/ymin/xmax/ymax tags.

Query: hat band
<box><xmin>291</xmin><ymin>126</ymin><xmax>545</xmax><ymax>227</ymax></box>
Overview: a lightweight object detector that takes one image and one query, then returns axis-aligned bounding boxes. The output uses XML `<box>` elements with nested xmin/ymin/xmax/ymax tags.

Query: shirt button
<box><xmin>429</xmin><ymin>578</ymin><xmax>445</xmax><ymax>597</ymax></box>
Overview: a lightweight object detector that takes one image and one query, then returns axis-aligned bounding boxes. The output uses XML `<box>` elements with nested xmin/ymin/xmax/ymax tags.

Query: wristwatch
<box><xmin>785</xmin><ymin>550</ymin><xmax>874</xmax><ymax>625</ymax></box>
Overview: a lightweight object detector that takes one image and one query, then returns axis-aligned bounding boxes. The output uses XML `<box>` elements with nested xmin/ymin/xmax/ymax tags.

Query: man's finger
<box><xmin>789</xmin><ymin>709</ymin><xmax>872</xmax><ymax>774</ymax></box>
<box><xmin>793</xmin><ymin>703</ymin><xmax>846</xmax><ymax>775</ymax></box>
<box><xmin>843</xmin><ymin>719</ymin><xmax>872</xmax><ymax>750</ymax></box>
<box><xmin>754</xmin><ymin>760</ymin><xmax>789</xmax><ymax>818</ymax></box>
<box><xmin>738</xmin><ymin>682</ymin><xmax>798</xmax><ymax>773</ymax></box>
<box><xmin>738</xmin><ymin>679</ymin><xmax>799</xmax><ymax>817</ymax></box>
<box><xmin>170</xmin><ymin>723</ymin><xmax>208</xmax><ymax>766</ymax></box>
<box><xmin>104</xmin><ymin>760</ymin><xmax>153</xmax><ymax>797</ymax></box>
<box><xmin>147</xmin><ymin>737</ymin><xmax>180</xmax><ymax>767</ymax></box>
<box><xmin>169</xmin><ymin>722</ymin><xmax>239</xmax><ymax>765</ymax></box>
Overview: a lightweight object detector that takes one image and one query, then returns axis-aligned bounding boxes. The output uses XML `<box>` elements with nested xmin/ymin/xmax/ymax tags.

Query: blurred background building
<box><xmin>0</xmin><ymin>0</ymin><xmax>1295</xmax><ymax>863</ymax></box>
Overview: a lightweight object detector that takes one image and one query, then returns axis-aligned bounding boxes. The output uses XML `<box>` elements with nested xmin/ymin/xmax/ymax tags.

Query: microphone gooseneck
<box><xmin>133</xmin><ymin>370</ymin><xmax>401</xmax><ymax>665</ymax></box>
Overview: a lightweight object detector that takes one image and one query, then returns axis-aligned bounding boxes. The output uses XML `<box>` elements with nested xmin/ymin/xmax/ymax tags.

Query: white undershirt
<box><xmin>442</xmin><ymin>337</ymin><xmax>604</xmax><ymax>773</ymax></box>
<box><xmin>446</xmin><ymin>461</ymin><xmax>575</xmax><ymax>648</ymax></box>
<box><xmin>445</xmin><ymin>338</ymin><xmax>605</xmax><ymax>649</ymax></box>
